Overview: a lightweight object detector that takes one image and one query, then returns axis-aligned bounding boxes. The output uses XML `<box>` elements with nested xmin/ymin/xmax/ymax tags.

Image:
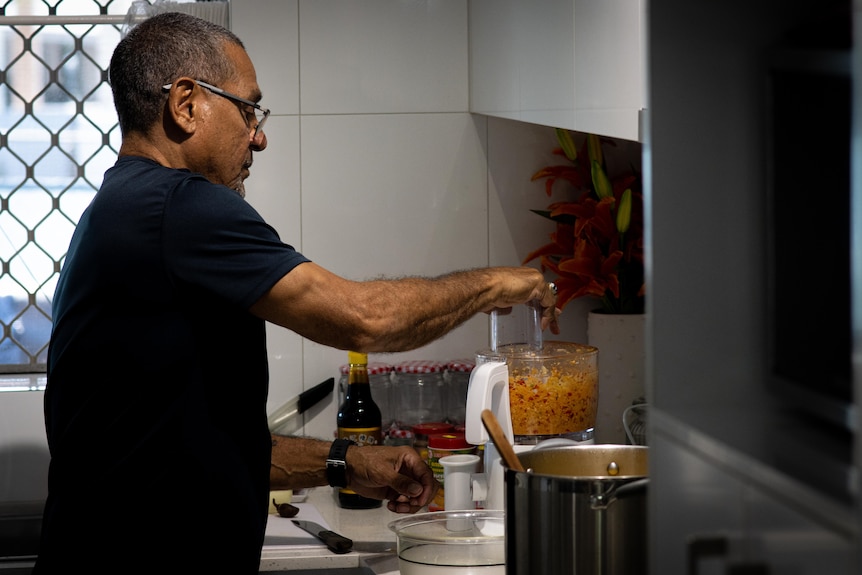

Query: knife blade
<box><xmin>291</xmin><ymin>519</ymin><xmax>353</xmax><ymax>554</ymax></box>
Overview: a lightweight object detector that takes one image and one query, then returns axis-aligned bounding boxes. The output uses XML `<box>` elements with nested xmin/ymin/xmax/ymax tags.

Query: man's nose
<box><xmin>250</xmin><ymin>130</ymin><xmax>267</xmax><ymax>151</ymax></box>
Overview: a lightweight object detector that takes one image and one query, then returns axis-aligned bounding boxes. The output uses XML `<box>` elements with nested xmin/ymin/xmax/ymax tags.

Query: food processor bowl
<box><xmin>476</xmin><ymin>341</ymin><xmax>598</xmax><ymax>444</ymax></box>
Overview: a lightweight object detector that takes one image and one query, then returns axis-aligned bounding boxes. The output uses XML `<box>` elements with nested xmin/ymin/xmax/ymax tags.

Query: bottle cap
<box><xmin>348</xmin><ymin>351</ymin><xmax>368</xmax><ymax>365</ymax></box>
<box><xmin>340</xmin><ymin>362</ymin><xmax>392</xmax><ymax>375</ymax></box>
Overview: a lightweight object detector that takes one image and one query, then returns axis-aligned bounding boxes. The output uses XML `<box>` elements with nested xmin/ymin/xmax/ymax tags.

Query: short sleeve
<box><xmin>162</xmin><ymin>177</ymin><xmax>310</xmax><ymax>309</ymax></box>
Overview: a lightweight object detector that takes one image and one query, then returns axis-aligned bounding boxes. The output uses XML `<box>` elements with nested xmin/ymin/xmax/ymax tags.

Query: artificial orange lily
<box><xmin>525</xmin><ymin>130</ymin><xmax>645</xmax><ymax>314</ymax></box>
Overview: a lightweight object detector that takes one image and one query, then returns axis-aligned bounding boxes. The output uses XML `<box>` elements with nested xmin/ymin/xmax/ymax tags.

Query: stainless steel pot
<box><xmin>504</xmin><ymin>444</ymin><xmax>648</xmax><ymax>575</ymax></box>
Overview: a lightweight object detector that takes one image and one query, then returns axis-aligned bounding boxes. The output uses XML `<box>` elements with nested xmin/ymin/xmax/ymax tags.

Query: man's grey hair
<box><xmin>109</xmin><ymin>11</ymin><xmax>245</xmax><ymax>135</ymax></box>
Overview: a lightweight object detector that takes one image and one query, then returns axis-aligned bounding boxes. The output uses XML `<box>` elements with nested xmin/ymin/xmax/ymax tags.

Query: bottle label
<box><xmin>337</xmin><ymin>427</ymin><xmax>381</xmax><ymax>447</ymax></box>
<box><xmin>336</xmin><ymin>427</ymin><xmax>382</xmax><ymax>498</ymax></box>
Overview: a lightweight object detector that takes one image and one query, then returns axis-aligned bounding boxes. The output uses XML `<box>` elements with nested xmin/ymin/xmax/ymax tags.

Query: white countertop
<box><xmin>259</xmin><ymin>487</ymin><xmax>401</xmax><ymax>574</ymax></box>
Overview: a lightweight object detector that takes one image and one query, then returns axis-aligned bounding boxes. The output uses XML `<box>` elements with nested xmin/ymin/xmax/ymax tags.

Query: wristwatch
<box><xmin>326</xmin><ymin>438</ymin><xmax>355</xmax><ymax>488</ymax></box>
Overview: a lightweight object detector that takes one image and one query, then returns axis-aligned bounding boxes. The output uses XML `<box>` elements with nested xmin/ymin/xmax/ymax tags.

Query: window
<box><xmin>0</xmin><ymin>0</ymin><xmax>134</xmax><ymax>381</ymax></box>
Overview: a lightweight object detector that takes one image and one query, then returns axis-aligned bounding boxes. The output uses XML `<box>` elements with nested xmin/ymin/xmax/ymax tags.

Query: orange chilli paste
<box><xmin>508</xmin><ymin>366</ymin><xmax>598</xmax><ymax>436</ymax></box>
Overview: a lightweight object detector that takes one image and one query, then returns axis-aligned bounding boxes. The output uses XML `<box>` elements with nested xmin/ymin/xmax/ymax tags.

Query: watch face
<box><xmin>326</xmin><ymin>439</ymin><xmax>353</xmax><ymax>487</ymax></box>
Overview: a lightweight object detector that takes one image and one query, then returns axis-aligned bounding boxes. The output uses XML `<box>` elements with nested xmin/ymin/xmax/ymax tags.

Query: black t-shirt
<box><xmin>36</xmin><ymin>157</ymin><xmax>309</xmax><ymax>573</ymax></box>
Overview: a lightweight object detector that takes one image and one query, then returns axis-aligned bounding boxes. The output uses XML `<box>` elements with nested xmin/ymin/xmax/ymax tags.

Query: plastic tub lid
<box><xmin>411</xmin><ymin>422</ymin><xmax>454</xmax><ymax>437</ymax></box>
<box><xmin>429</xmin><ymin>432</ymin><xmax>473</xmax><ymax>450</ymax></box>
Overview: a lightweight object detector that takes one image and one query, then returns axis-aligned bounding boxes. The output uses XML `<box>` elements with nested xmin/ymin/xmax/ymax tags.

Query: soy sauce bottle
<box><xmin>336</xmin><ymin>351</ymin><xmax>383</xmax><ymax>509</ymax></box>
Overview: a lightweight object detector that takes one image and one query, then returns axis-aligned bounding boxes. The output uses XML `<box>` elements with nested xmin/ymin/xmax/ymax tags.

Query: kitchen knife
<box><xmin>291</xmin><ymin>519</ymin><xmax>353</xmax><ymax>554</ymax></box>
<box><xmin>267</xmin><ymin>377</ymin><xmax>335</xmax><ymax>435</ymax></box>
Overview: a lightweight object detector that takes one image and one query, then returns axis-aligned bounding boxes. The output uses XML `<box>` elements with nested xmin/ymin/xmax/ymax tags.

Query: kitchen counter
<box><xmin>259</xmin><ymin>487</ymin><xmax>401</xmax><ymax>574</ymax></box>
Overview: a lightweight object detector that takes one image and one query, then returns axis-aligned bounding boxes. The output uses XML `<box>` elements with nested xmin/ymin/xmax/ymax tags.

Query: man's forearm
<box><xmin>270</xmin><ymin>435</ymin><xmax>331</xmax><ymax>490</ymax></box>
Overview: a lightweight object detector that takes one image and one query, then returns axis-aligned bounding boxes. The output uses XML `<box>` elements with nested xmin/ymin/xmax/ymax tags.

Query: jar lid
<box><xmin>429</xmin><ymin>432</ymin><xmax>472</xmax><ymax>450</ymax></box>
<box><xmin>340</xmin><ymin>362</ymin><xmax>393</xmax><ymax>376</ymax></box>
<box><xmin>445</xmin><ymin>359</ymin><xmax>475</xmax><ymax>372</ymax></box>
<box><xmin>411</xmin><ymin>422</ymin><xmax>454</xmax><ymax>437</ymax></box>
<box><xmin>389</xmin><ymin>427</ymin><xmax>414</xmax><ymax>439</ymax></box>
<box><xmin>394</xmin><ymin>360</ymin><xmax>444</xmax><ymax>374</ymax></box>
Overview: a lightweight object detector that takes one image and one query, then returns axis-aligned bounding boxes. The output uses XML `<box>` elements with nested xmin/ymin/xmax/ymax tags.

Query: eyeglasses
<box><xmin>162</xmin><ymin>79</ymin><xmax>270</xmax><ymax>139</ymax></box>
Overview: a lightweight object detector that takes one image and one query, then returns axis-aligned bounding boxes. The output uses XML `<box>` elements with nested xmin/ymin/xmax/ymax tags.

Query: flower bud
<box><xmin>555</xmin><ymin>128</ymin><xmax>578</xmax><ymax>161</ymax></box>
<box><xmin>591</xmin><ymin>161</ymin><xmax>612</xmax><ymax>200</ymax></box>
<box><xmin>616</xmin><ymin>188</ymin><xmax>632</xmax><ymax>233</ymax></box>
<box><xmin>587</xmin><ymin>133</ymin><xmax>603</xmax><ymax>167</ymax></box>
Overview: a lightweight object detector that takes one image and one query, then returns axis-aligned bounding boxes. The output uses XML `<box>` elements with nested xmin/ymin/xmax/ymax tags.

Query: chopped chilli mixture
<box><xmin>508</xmin><ymin>366</ymin><xmax>598</xmax><ymax>436</ymax></box>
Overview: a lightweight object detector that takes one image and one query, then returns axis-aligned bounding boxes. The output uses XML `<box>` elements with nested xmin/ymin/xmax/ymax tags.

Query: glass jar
<box><xmin>444</xmin><ymin>359</ymin><xmax>474</xmax><ymax>426</ymax></box>
<box><xmin>411</xmin><ymin>422</ymin><xmax>455</xmax><ymax>462</ymax></box>
<box><xmin>392</xmin><ymin>360</ymin><xmax>446</xmax><ymax>429</ymax></box>
<box><xmin>386</xmin><ymin>426</ymin><xmax>415</xmax><ymax>447</ymax></box>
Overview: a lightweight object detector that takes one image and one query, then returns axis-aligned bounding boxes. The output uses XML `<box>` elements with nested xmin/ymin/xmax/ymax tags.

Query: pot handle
<box><xmin>590</xmin><ymin>477</ymin><xmax>648</xmax><ymax>509</ymax></box>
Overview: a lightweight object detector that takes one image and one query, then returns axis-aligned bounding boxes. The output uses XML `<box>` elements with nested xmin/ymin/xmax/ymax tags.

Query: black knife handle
<box><xmin>298</xmin><ymin>377</ymin><xmax>335</xmax><ymax>413</ymax></box>
<box><xmin>319</xmin><ymin>529</ymin><xmax>353</xmax><ymax>554</ymax></box>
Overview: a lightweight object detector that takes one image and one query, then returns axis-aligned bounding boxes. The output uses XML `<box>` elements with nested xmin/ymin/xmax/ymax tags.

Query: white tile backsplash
<box><xmin>298</xmin><ymin>0</ymin><xmax>468</xmax><ymax>114</ymax></box>
<box><xmin>300</xmin><ymin>113</ymin><xmax>488</xmax><ymax>278</ymax></box>
<box><xmin>231</xmin><ymin>0</ymin><xmax>300</xmax><ymax>115</ymax></box>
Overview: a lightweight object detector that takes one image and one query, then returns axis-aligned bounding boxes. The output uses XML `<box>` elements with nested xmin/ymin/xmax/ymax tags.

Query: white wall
<box><xmin>0</xmin><ymin>389</ymin><xmax>49</xmax><ymax>502</ymax></box>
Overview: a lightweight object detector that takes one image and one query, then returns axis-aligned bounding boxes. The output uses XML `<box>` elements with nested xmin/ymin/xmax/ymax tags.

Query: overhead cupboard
<box><xmin>468</xmin><ymin>0</ymin><xmax>646</xmax><ymax>142</ymax></box>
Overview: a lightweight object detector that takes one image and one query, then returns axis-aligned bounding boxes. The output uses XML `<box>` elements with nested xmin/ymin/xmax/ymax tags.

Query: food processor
<box><xmin>461</xmin><ymin>305</ymin><xmax>599</xmax><ymax>510</ymax></box>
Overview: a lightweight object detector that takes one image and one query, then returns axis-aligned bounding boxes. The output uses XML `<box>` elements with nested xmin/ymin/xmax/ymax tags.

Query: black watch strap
<box><xmin>326</xmin><ymin>438</ymin><xmax>355</xmax><ymax>488</ymax></box>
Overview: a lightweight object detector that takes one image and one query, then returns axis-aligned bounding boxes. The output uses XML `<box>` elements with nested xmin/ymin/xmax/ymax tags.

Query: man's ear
<box><xmin>164</xmin><ymin>78</ymin><xmax>199</xmax><ymax>136</ymax></box>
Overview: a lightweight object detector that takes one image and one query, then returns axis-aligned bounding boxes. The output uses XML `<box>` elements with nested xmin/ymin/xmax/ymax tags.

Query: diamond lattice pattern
<box><xmin>1</xmin><ymin>0</ymin><xmax>134</xmax><ymax>372</ymax></box>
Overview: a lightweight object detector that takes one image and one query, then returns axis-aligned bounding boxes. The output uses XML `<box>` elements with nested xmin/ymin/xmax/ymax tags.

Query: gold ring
<box><xmin>548</xmin><ymin>282</ymin><xmax>558</xmax><ymax>296</ymax></box>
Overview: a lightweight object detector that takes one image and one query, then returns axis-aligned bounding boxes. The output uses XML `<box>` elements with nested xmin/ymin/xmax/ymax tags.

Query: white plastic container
<box><xmin>388</xmin><ymin>510</ymin><xmax>505</xmax><ymax>575</ymax></box>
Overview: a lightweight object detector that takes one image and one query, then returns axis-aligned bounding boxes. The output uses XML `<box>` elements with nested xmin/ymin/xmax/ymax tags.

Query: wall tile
<box><xmin>298</xmin><ymin>112</ymin><xmax>489</xmax><ymax>438</ymax></box>
<box><xmin>232</xmin><ymin>0</ymin><xmax>300</xmax><ymax>115</ymax></box>
<box><xmin>299</xmin><ymin>0</ymin><xmax>468</xmax><ymax>114</ymax></box>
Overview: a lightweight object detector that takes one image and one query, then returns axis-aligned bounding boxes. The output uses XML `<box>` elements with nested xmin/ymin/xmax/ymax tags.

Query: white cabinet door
<box><xmin>469</xmin><ymin>0</ymin><xmax>644</xmax><ymax>142</ymax></box>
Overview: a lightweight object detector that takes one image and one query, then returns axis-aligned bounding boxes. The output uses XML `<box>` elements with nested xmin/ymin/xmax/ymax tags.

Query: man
<box><xmin>35</xmin><ymin>12</ymin><xmax>559</xmax><ymax>574</ymax></box>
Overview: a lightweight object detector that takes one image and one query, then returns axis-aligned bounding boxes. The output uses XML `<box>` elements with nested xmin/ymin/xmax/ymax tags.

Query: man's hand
<box><xmin>345</xmin><ymin>444</ymin><xmax>439</xmax><ymax>513</ymax></box>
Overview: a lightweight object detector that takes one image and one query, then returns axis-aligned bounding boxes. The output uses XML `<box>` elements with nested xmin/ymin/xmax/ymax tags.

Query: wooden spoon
<box><xmin>481</xmin><ymin>409</ymin><xmax>525</xmax><ymax>472</ymax></box>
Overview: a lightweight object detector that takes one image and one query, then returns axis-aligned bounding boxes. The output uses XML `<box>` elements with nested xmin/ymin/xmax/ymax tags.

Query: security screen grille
<box><xmin>0</xmin><ymin>0</ymin><xmax>133</xmax><ymax>379</ymax></box>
